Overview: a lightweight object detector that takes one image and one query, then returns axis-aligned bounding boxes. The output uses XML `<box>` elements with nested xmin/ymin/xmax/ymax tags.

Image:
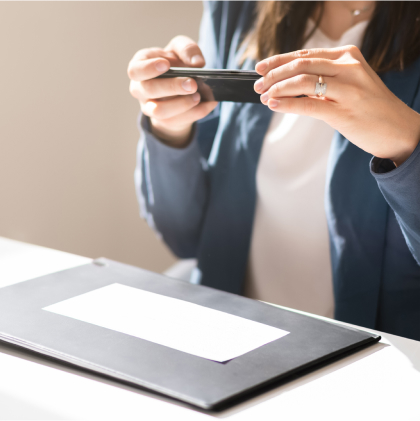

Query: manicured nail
<box><xmin>268</xmin><ymin>99</ymin><xmax>279</xmax><ymax>108</ymax></box>
<box><xmin>256</xmin><ymin>61</ymin><xmax>268</xmax><ymax>73</ymax></box>
<box><xmin>191</xmin><ymin>55</ymin><xmax>203</xmax><ymax>65</ymax></box>
<box><xmin>260</xmin><ymin>92</ymin><xmax>269</xmax><ymax>103</ymax></box>
<box><xmin>182</xmin><ymin>78</ymin><xmax>193</xmax><ymax>92</ymax></box>
<box><xmin>192</xmin><ymin>92</ymin><xmax>200</xmax><ymax>102</ymax></box>
<box><xmin>155</xmin><ymin>61</ymin><xmax>169</xmax><ymax>73</ymax></box>
<box><xmin>254</xmin><ymin>79</ymin><xmax>263</xmax><ymax>92</ymax></box>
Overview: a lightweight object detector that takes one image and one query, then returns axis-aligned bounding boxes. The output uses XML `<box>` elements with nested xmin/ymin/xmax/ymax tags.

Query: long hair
<box><xmin>243</xmin><ymin>1</ymin><xmax>420</xmax><ymax>73</ymax></box>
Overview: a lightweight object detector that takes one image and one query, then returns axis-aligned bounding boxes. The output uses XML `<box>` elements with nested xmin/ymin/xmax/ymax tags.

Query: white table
<box><xmin>0</xmin><ymin>236</ymin><xmax>419</xmax><ymax>421</ymax></box>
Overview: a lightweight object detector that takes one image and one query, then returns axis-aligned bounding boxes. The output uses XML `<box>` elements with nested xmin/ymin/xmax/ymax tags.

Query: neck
<box><xmin>315</xmin><ymin>1</ymin><xmax>376</xmax><ymax>40</ymax></box>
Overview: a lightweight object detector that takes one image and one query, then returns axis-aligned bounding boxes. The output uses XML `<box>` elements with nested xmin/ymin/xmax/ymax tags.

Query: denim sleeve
<box><xmin>370</xmin><ymin>140</ymin><xmax>420</xmax><ymax>265</ymax></box>
<box><xmin>135</xmin><ymin>115</ymin><xmax>208</xmax><ymax>258</ymax></box>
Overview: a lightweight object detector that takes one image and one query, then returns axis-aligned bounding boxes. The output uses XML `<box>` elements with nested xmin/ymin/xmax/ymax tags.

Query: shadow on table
<box><xmin>0</xmin><ymin>390</ymin><xmax>66</xmax><ymax>421</ymax></box>
<box><xmin>0</xmin><ymin>338</ymin><xmax>388</xmax><ymax>418</ymax></box>
<box><xmin>380</xmin><ymin>332</ymin><xmax>420</xmax><ymax>374</ymax></box>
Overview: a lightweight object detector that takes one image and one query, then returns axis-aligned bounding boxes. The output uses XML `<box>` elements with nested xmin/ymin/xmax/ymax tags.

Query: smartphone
<box><xmin>155</xmin><ymin>67</ymin><xmax>261</xmax><ymax>103</ymax></box>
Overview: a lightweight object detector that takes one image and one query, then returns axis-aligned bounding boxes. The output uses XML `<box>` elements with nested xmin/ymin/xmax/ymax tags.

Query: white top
<box><xmin>245</xmin><ymin>20</ymin><xmax>369</xmax><ymax>317</ymax></box>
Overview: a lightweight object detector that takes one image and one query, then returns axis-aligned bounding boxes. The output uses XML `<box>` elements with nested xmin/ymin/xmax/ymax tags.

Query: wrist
<box><xmin>150</xmin><ymin>119</ymin><xmax>193</xmax><ymax>148</ymax></box>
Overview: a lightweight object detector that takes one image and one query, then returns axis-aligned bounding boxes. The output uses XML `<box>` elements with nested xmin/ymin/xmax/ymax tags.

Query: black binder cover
<box><xmin>0</xmin><ymin>259</ymin><xmax>380</xmax><ymax>409</ymax></box>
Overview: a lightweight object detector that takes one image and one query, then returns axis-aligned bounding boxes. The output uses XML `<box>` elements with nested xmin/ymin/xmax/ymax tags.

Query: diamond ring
<box><xmin>315</xmin><ymin>75</ymin><xmax>327</xmax><ymax>97</ymax></box>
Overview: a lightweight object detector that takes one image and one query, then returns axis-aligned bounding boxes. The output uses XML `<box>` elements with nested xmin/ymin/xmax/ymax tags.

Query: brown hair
<box><xmin>243</xmin><ymin>1</ymin><xmax>420</xmax><ymax>73</ymax></box>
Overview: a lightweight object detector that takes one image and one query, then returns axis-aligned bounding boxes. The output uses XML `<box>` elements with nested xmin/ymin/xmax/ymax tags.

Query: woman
<box><xmin>128</xmin><ymin>2</ymin><xmax>420</xmax><ymax>340</ymax></box>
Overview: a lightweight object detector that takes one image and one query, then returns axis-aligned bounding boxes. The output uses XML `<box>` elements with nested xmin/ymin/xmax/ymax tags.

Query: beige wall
<box><xmin>0</xmin><ymin>2</ymin><xmax>203</xmax><ymax>272</ymax></box>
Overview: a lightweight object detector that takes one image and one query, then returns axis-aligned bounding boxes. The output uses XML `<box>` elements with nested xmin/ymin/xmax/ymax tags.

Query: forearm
<box><xmin>371</xmin><ymin>140</ymin><xmax>420</xmax><ymax>264</ymax></box>
<box><xmin>135</xmin><ymin>114</ymin><xmax>208</xmax><ymax>258</ymax></box>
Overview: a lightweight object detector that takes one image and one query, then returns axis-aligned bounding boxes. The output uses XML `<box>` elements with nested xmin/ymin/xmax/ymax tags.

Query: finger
<box><xmin>128</xmin><ymin>57</ymin><xmax>171</xmax><ymax>82</ymax></box>
<box><xmin>129</xmin><ymin>80</ymin><xmax>142</xmax><ymax>99</ymax></box>
<box><xmin>254</xmin><ymin>58</ymin><xmax>340</xmax><ymax>93</ymax></box>
<box><xmin>131</xmin><ymin>47</ymin><xmax>177</xmax><ymax>62</ymax></box>
<box><xmin>128</xmin><ymin>47</ymin><xmax>185</xmax><ymax>81</ymax></box>
<box><xmin>165</xmin><ymin>35</ymin><xmax>206</xmax><ymax>67</ymax></box>
<box><xmin>266</xmin><ymin>96</ymin><xmax>336</xmax><ymax>120</ymax></box>
<box><xmin>255</xmin><ymin>46</ymin><xmax>353</xmax><ymax>75</ymax></box>
<box><xmin>140</xmin><ymin>77</ymin><xmax>197</xmax><ymax>99</ymax></box>
<box><xmin>152</xmin><ymin>101</ymin><xmax>218</xmax><ymax>129</ymax></box>
<box><xmin>261</xmin><ymin>74</ymin><xmax>339</xmax><ymax>103</ymax></box>
<box><xmin>142</xmin><ymin>93</ymin><xmax>203</xmax><ymax>120</ymax></box>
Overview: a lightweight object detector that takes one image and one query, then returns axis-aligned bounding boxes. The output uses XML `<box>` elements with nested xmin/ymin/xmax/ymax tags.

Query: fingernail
<box><xmin>260</xmin><ymin>92</ymin><xmax>269</xmax><ymax>103</ymax></box>
<box><xmin>192</xmin><ymin>92</ymin><xmax>200</xmax><ymax>102</ymax></box>
<box><xmin>182</xmin><ymin>78</ymin><xmax>193</xmax><ymax>92</ymax></box>
<box><xmin>256</xmin><ymin>61</ymin><xmax>268</xmax><ymax>73</ymax></box>
<box><xmin>254</xmin><ymin>79</ymin><xmax>263</xmax><ymax>92</ymax></box>
<box><xmin>191</xmin><ymin>55</ymin><xmax>203</xmax><ymax>65</ymax></box>
<box><xmin>268</xmin><ymin>99</ymin><xmax>279</xmax><ymax>108</ymax></box>
<box><xmin>155</xmin><ymin>61</ymin><xmax>169</xmax><ymax>73</ymax></box>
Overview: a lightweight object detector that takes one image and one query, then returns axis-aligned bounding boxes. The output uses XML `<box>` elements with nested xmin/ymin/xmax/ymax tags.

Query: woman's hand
<box><xmin>254</xmin><ymin>46</ymin><xmax>420</xmax><ymax>166</ymax></box>
<box><xmin>128</xmin><ymin>36</ymin><xmax>217</xmax><ymax>147</ymax></box>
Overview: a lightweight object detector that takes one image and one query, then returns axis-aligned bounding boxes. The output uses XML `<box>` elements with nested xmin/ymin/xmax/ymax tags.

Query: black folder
<box><xmin>0</xmin><ymin>259</ymin><xmax>380</xmax><ymax>410</ymax></box>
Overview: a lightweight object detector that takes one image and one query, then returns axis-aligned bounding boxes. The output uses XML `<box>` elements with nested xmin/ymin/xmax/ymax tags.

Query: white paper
<box><xmin>43</xmin><ymin>283</ymin><xmax>289</xmax><ymax>362</ymax></box>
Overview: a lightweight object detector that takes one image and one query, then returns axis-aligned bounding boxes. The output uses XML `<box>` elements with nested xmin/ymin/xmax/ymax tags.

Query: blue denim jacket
<box><xmin>136</xmin><ymin>1</ymin><xmax>420</xmax><ymax>340</ymax></box>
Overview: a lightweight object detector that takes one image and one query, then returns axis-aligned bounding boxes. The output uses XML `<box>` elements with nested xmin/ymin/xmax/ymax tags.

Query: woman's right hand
<box><xmin>128</xmin><ymin>36</ymin><xmax>218</xmax><ymax>148</ymax></box>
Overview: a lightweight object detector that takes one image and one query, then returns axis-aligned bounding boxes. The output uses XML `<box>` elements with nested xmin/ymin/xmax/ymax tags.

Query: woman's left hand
<box><xmin>254</xmin><ymin>46</ymin><xmax>420</xmax><ymax>166</ymax></box>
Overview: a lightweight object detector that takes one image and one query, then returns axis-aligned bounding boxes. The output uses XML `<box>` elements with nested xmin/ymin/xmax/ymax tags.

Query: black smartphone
<box><xmin>155</xmin><ymin>67</ymin><xmax>261</xmax><ymax>103</ymax></box>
